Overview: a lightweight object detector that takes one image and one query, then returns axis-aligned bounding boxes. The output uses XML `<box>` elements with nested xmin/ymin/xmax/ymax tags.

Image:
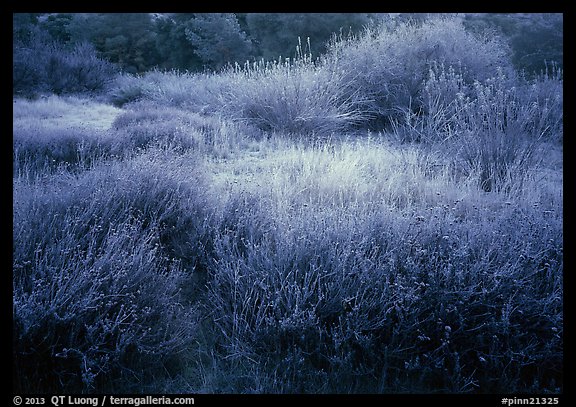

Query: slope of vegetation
<box><xmin>13</xmin><ymin>15</ymin><xmax>563</xmax><ymax>394</ymax></box>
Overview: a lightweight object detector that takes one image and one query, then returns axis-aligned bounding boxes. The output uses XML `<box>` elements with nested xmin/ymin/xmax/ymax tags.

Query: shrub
<box><xmin>13</xmin><ymin>218</ymin><xmax>195</xmax><ymax>393</ymax></box>
<box><xmin>13</xmin><ymin>40</ymin><xmax>116</xmax><ymax>97</ymax></box>
<box><xmin>325</xmin><ymin>16</ymin><xmax>513</xmax><ymax>128</ymax></box>
<box><xmin>388</xmin><ymin>62</ymin><xmax>562</xmax><ymax>192</ymax></box>
<box><xmin>13</xmin><ymin>151</ymin><xmax>212</xmax><ymax>392</ymax></box>
<box><xmin>112</xmin><ymin>103</ymin><xmax>260</xmax><ymax>157</ymax></box>
<box><xmin>13</xmin><ymin>125</ymin><xmax>117</xmax><ymax>176</ymax></box>
<box><xmin>203</xmin><ymin>191</ymin><xmax>562</xmax><ymax>393</ymax></box>
<box><xmin>194</xmin><ymin>140</ymin><xmax>562</xmax><ymax>393</ymax></box>
<box><xmin>108</xmin><ymin>70</ymin><xmax>226</xmax><ymax>112</ymax></box>
<box><xmin>107</xmin><ymin>73</ymin><xmax>148</xmax><ymax>106</ymax></box>
<box><xmin>108</xmin><ymin>49</ymin><xmax>369</xmax><ymax>137</ymax></box>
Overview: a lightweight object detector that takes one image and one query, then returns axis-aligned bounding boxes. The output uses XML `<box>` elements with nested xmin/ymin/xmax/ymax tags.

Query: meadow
<box><xmin>13</xmin><ymin>17</ymin><xmax>563</xmax><ymax>394</ymax></box>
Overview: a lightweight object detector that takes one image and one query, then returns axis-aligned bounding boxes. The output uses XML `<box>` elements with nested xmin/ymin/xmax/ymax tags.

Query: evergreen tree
<box><xmin>68</xmin><ymin>13</ymin><xmax>160</xmax><ymax>73</ymax></box>
<box><xmin>184</xmin><ymin>13</ymin><xmax>254</xmax><ymax>70</ymax></box>
<box><xmin>39</xmin><ymin>13</ymin><xmax>74</xmax><ymax>43</ymax></box>
<box><xmin>13</xmin><ymin>13</ymin><xmax>42</xmax><ymax>44</ymax></box>
<box><xmin>244</xmin><ymin>13</ymin><xmax>378</xmax><ymax>61</ymax></box>
<box><xmin>155</xmin><ymin>13</ymin><xmax>203</xmax><ymax>71</ymax></box>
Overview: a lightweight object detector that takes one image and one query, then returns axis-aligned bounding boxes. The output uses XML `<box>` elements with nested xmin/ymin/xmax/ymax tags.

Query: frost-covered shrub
<box><xmin>107</xmin><ymin>73</ymin><xmax>148</xmax><ymax>106</ymax></box>
<box><xmin>13</xmin><ymin>153</ymin><xmax>211</xmax><ymax>392</ymax></box>
<box><xmin>108</xmin><ymin>53</ymin><xmax>369</xmax><ymax>137</ymax></box>
<box><xmin>13</xmin><ymin>125</ymin><xmax>115</xmax><ymax>176</ymax></box>
<box><xmin>387</xmin><ymin>60</ymin><xmax>562</xmax><ymax>192</ymax></box>
<box><xmin>13</xmin><ymin>218</ymin><xmax>195</xmax><ymax>393</ymax></box>
<box><xmin>203</xmin><ymin>186</ymin><xmax>562</xmax><ymax>393</ymax></box>
<box><xmin>108</xmin><ymin>69</ymin><xmax>227</xmax><ymax>113</ymax></box>
<box><xmin>326</xmin><ymin>16</ymin><xmax>513</xmax><ymax>127</ymax></box>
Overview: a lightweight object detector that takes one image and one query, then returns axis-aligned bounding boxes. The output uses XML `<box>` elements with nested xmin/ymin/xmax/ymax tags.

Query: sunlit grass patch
<box><xmin>13</xmin><ymin>95</ymin><xmax>121</xmax><ymax>130</ymax></box>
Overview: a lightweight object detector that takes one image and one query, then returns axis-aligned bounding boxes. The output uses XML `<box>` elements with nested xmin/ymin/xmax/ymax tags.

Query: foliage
<box><xmin>67</xmin><ymin>13</ymin><xmax>161</xmax><ymax>74</ymax></box>
<box><xmin>12</xmin><ymin>13</ymin><xmax>385</xmax><ymax>74</ymax></box>
<box><xmin>325</xmin><ymin>16</ymin><xmax>513</xmax><ymax>128</ymax></box>
<box><xmin>154</xmin><ymin>14</ymin><xmax>203</xmax><ymax>71</ymax></box>
<box><xmin>12</xmin><ymin>13</ymin><xmax>564</xmax><ymax>78</ymax></box>
<box><xmin>13</xmin><ymin>153</ymin><xmax>209</xmax><ymax>392</ymax></box>
<box><xmin>243</xmin><ymin>13</ymin><xmax>379</xmax><ymax>61</ymax></box>
<box><xmin>38</xmin><ymin>13</ymin><xmax>74</xmax><ymax>43</ymax></box>
<box><xmin>184</xmin><ymin>13</ymin><xmax>254</xmax><ymax>71</ymax></box>
<box><xmin>13</xmin><ymin>34</ymin><xmax>116</xmax><ymax>96</ymax></box>
<box><xmin>463</xmin><ymin>13</ymin><xmax>563</xmax><ymax>76</ymax></box>
<box><xmin>13</xmin><ymin>13</ymin><xmax>41</xmax><ymax>43</ymax></box>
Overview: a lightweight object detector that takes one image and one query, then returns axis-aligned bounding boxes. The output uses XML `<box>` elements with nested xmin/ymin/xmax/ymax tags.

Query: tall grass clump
<box><xmin>108</xmin><ymin>69</ymin><xmax>229</xmax><ymax>113</ymax></box>
<box><xmin>219</xmin><ymin>42</ymin><xmax>369</xmax><ymax>136</ymax></box>
<box><xmin>109</xmin><ymin>40</ymin><xmax>369</xmax><ymax>137</ymax></box>
<box><xmin>13</xmin><ymin>150</ymin><xmax>214</xmax><ymax>393</ymax></box>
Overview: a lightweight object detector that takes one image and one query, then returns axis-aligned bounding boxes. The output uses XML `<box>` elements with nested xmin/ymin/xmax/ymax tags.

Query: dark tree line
<box><xmin>463</xmin><ymin>13</ymin><xmax>563</xmax><ymax>75</ymax></box>
<box><xmin>14</xmin><ymin>13</ymin><xmax>384</xmax><ymax>74</ymax></box>
<box><xmin>13</xmin><ymin>13</ymin><xmax>563</xmax><ymax>96</ymax></box>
